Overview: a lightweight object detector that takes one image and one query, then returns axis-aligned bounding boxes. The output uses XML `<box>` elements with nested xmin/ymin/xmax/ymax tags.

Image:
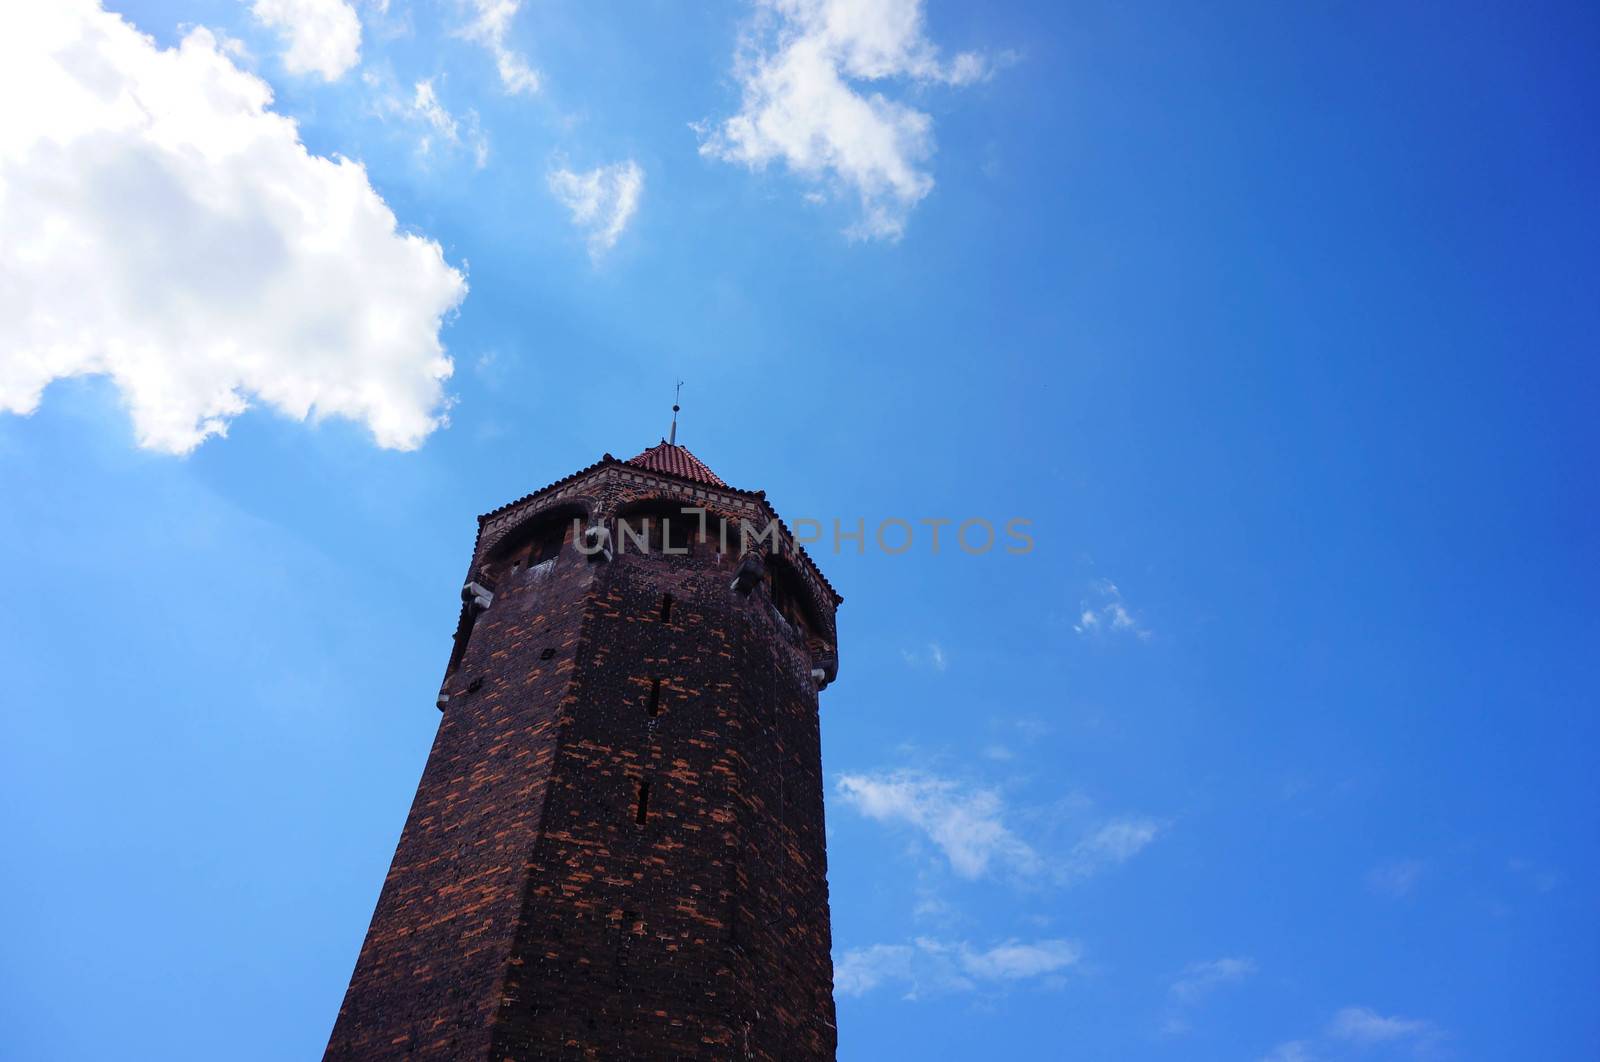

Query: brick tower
<box><xmin>325</xmin><ymin>440</ymin><xmax>843</xmax><ymax>1060</ymax></box>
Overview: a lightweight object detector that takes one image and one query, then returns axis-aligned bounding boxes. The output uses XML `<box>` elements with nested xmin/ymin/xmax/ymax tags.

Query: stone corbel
<box><xmin>730</xmin><ymin>550</ymin><xmax>765</xmax><ymax>595</ymax></box>
<box><xmin>579</xmin><ymin>522</ymin><xmax>613</xmax><ymax>563</ymax></box>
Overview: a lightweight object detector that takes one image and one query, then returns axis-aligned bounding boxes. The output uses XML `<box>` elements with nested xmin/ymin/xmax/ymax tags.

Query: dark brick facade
<box><xmin>325</xmin><ymin>450</ymin><xmax>842</xmax><ymax>1061</ymax></box>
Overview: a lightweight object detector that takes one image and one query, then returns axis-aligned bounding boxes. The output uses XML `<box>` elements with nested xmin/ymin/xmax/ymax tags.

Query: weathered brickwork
<box><xmin>326</xmin><ymin>447</ymin><xmax>841</xmax><ymax>1061</ymax></box>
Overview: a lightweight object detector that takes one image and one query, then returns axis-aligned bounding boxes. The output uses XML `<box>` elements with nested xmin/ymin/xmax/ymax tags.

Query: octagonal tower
<box><xmin>325</xmin><ymin>441</ymin><xmax>843</xmax><ymax>1061</ymax></box>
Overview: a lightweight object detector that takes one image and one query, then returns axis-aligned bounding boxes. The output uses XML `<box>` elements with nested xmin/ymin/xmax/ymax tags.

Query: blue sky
<box><xmin>1</xmin><ymin>1</ymin><xmax>1596</xmax><ymax>1059</ymax></box>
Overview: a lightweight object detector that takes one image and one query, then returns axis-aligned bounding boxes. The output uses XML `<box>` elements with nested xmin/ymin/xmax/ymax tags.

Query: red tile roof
<box><xmin>625</xmin><ymin>441</ymin><xmax>727</xmax><ymax>487</ymax></box>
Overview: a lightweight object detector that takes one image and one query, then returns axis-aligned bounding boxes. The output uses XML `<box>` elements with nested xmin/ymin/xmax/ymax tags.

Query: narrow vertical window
<box><xmin>660</xmin><ymin>594</ymin><xmax>674</xmax><ymax>623</ymax></box>
<box><xmin>664</xmin><ymin>516</ymin><xmax>692</xmax><ymax>555</ymax></box>
<box><xmin>635</xmin><ymin>780</ymin><xmax>651</xmax><ymax>825</ymax></box>
<box><xmin>646</xmin><ymin>678</ymin><xmax>662</xmax><ymax>717</ymax></box>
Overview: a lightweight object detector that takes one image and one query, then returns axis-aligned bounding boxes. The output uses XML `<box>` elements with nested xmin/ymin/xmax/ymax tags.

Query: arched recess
<box><xmin>484</xmin><ymin>499</ymin><xmax>593</xmax><ymax>573</ymax></box>
<box><xmin>766</xmin><ymin>553</ymin><xmax>828</xmax><ymax>641</ymax></box>
<box><xmin>611</xmin><ymin>495</ymin><xmax>741</xmax><ymax>556</ymax></box>
<box><xmin>443</xmin><ymin>500</ymin><xmax>590</xmax><ymax>687</ymax></box>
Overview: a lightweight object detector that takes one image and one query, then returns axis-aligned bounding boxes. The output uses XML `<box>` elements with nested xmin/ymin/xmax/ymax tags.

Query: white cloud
<box><xmin>410</xmin><ymin>79</ymin><xmax>463</xmax><ymax>155</ymax></box>
<box><xmin>1012</xmin><ymin>717</ymin><xmax>1051</xmax><ymax>740</ymax></box>
<box><xmin>836</xmin><ymin>768</ymin><xmax>1159</xmax><ymax>885</ymax></box>
<box><xmin>1064</xmin><ymin>816</ymin><xmax>1161</xmax><ymax>878</ymax></box>
<box><xmin>249</xmin><ymin>0</ymin><xmax>362</xmax><ymax>81</ymax></box>
<box><xmin>900</xmin><ymin>641</ymin><xmax>947</xmax><ymax>671</ymax></box>
<box><xmin>1327</xmin><ymin>1006</ymin><xmax>1438</xmax><ymax>1046</ymax></box>
<box><xmin>1170</xmin><ymin>956</ymin><xmax>1257</xmax><ymax>1005</ymax></box>
<box><xmin>1164</xmin><ymin>956</ymin><xmax>1256</xmax><ymax>1034</ymax></box>
<box><xmin>547</xmin><ymin>160</ymin><xmax>644</xmax><ymax>259</ymax></box>
<box><xmin>835</xmin><ymin>943</ymin><xmax>914</xmax><ymax>996</ymax></box>
<box><xmin>1268</xmin><ymin>1006</ymin><xmax>1441</xmax><ymax>1060</ymax></box>
<box><xmin>957</xmin><ymin>938</ymin><xmax>1080</xmax><ymax>980</ymax></box>
<box><xmin>836</xmin><ymin>770</ymin><xmax>1042</xmax><ymax>879</ymax></box>
<box><xmin>1073</xmin><ymin>578</ymin><xmax>1152</xmax><ymax>640</ymax></box>
<box><xmin>458</xmin><ymin>0</ymin><xmax>540</xmax><ymax>95</ymax></box>
<box><xmin>910</xmin><ymin>887</ymin><xmax>954</xmax><ymax>922</ymax></box>
<box><xmin>1508</xmin><ymin>856</ymin><xmax>1560</xmax><ymax>893</ymax></box>
<box><xmin>699</xmin><ymin>0</ymin><xmax>989</xmax><ymax>239</ymax></box>
<box><xmin>370</xmin><ymin>74</ymin><xmax>489</xmax><ymax>168</ymax></box>
<box><xmin>1366</xmin><ymin>858</ymin><xmax>1425</xmax><ymax>898</ymax></box>
<box><xmin>0</xmin><ymin>3</ymin><xmax>467</xmax><ymax>454</ymax></box>
<box><xmin>835</xmin><ymin>936</ymin><xmax>1079</xmax><ymax>998</ymax></box>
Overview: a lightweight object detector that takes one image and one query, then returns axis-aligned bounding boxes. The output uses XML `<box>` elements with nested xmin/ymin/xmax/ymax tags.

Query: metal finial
<box><xmin>670</xmin><ymin>380</ymin><xmax>683</xmax><ymax>445</ymax></box>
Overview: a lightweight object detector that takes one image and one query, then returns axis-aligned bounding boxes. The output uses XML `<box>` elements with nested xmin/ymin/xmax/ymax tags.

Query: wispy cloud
<box><xmin>1012</xmin><ymin>717</ymin><xmax>1051</xmax><ymax>741</ymax></box>
<box><xmin>901</xmin><ymin>641</ymin><xmax>947</xmax><ymax>671</ymax></box>
<box><xmin>1064</xmin><ymin>817</ymin><xmax>1161</xmax><ymax>879</ymax></box>
<box><xmin>411</xmin><ymin>80</ymin><xmax>487</xmax><ymax>166</ymax></box>
<box><xmin>835</xmin><ymin>943</ymin><xmax>916</xmax><ymax>996</ymax></box>
<box><xmin>249</xmin><ymin>0</ymin><xmax>362</xmax><ymax>81</ymax></box>
<box><xmin>1366</xmin><ymin>858</ymin><xmax>1425</xmax><ymax>898</ymax></box>
<box><xmin>1164</xmin><ymin>957</ymin><xmax>1257</xmax><ymax>1034</ymax></box>
<box><xmin>1328</xmin><ymin>1006</ymin><xmax>1440</xmax><ymax>1047</ymax></box>
<box><xmin>1264</xmin><ymin>1005</ymin><xmax>1443</xmax><ymax>1060</ymax></box>
<box><xmin>835</xmin><ymin>769</ymin><xmax>1159</xmax><ymax>884</ymax></box>
<box><xmin>369</xmin><ymin>74</ymin><xmax>489</xmax><ymax>168</ymax></box>
<box><xmin>547</xmin><ymin>160</ymin><xmax>644</xmax><ymax>259</ymax></box>
<box><xmin>835</xmin><ymin>937</ymin><xmax>1079</xmax><ymax>999</ymax></box>
<box><xmin>836</xmin><ymin>770</ymin><xmax>1040</xmax><ymax>880</ymax></box>
<box><xmin>1073</xmin><ymin>579</ymin><xmax>1152</xmax><ymax>641</ymax></box>
<box><xmin>907</xmin><ymin>881</ymin><xmax>955</xmax><ymax>923</ymax></box>
<box><xmin>698</xmin><ymin>0</ymin><xmax>992</xmax><ymax>240</ymax></box>
<box><xmin>1508</xmin><ymin>856</ymin><xmax>1560</xmax><ymax>894</ymax></box>
<box><xmin>457</xmin><ymin>0</ymin><xmax>540</xmax><ymax>94</ymax></box>
<box><xmin>1170</xmin><ymin>956</ymin><xmax>1257</xmax><ymax>1005</ymax></box>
